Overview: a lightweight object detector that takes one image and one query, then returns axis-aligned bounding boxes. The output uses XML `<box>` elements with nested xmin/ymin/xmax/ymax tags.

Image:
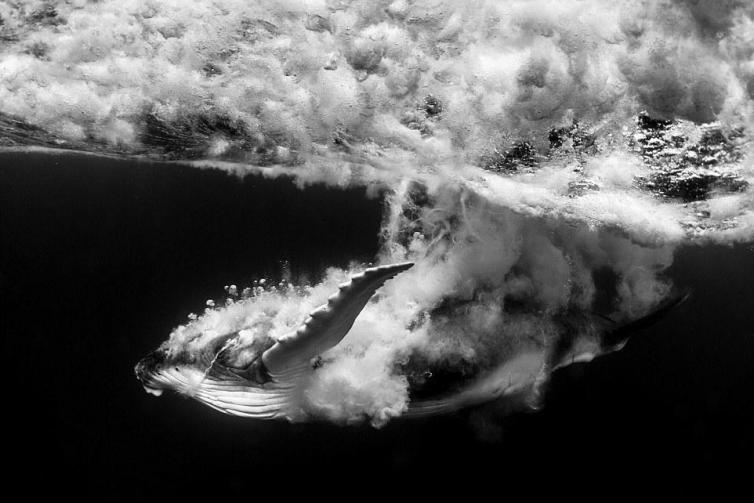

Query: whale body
<box><xmin>135</xmin><ymin>262</ymin><xmax>688</xmax><ymax>422</ymax></box>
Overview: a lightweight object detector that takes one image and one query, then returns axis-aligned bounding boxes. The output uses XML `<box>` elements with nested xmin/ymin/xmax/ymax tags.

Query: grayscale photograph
<box><xmin>2</xmin><ymin>0</ymin><xmax>752</xmax><ymax>497</ymax></box>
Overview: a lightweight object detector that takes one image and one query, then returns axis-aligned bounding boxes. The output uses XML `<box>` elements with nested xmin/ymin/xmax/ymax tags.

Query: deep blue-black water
<box><xmin>2</xmin><ymin>152</ymin><xmax>753</xmax><ymax>497</ymax></box>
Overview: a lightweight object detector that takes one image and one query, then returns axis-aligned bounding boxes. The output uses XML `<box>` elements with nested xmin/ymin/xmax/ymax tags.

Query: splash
<box><xmin>3</xmin><ymin>1</ymin><xmax>753</xmax><ymax>424</ymax></box>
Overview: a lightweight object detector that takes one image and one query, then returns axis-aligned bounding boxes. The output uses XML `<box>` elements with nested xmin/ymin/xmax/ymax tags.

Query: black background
<box><xmin>2</xmin><ymin>152</ymin><xmax>753</xmax><ymax>497</ymax></box>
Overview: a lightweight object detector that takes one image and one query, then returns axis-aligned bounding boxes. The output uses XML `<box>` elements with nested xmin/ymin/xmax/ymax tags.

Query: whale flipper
<box><xmin>262</xmin><ymin>262</ymin><xmax>414</xmax><ymax>375</ymax></box>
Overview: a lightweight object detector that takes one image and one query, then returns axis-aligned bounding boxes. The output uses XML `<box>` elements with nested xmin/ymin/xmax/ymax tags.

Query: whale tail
<box><xmin>600</xmin><ymin>289</ymin><xmax>692</xmax><ymax>351</ymax></box>
<box><xmin>405</xmin><ymin>290</ymin><xmax>692</xmax><ymax>419</ymax></box>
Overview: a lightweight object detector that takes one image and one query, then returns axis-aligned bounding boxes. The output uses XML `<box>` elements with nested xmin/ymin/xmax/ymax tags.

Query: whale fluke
<box><xmin>405</xmin><ymin>290</ymin><xmax>692</xmax><ymax>418</ymax></box>
<box><xmin>600</xmin><ymin>289</ymin><xmax>691</xmax><ymax>351</ymax></box>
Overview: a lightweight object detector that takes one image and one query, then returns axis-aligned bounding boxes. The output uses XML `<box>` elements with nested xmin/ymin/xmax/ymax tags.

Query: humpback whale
<box><xmin>135</xmin><ymin>262</ymin><xmax>689</xmax><ymax>422</ymax></box>
<box><xmin>135</xmin><ymin>263</ymin><xmax>416</xmax><ymax>420</ymax></box>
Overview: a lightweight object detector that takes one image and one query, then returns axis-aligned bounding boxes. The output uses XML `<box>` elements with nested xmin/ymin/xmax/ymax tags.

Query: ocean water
<box><xmin>2</xmin><ymin>0</ymin><xmax>754</xmax><ymax>496</ymax></box>
<box><xmin>2</xmin><ymin>152</ymin><xmax>752</xmax><ymax>497</ymax></box>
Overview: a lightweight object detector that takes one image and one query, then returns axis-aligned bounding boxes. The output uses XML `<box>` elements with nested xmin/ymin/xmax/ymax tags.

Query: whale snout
<box><xmin>135</xmin><ymin>350</ymin><xmax>165</xmax><ymax>378</ymax></box>
<box><xmin>135</xmin><ymin>350</ymin><xmax>167</xmax><ymax>396</ymax></box>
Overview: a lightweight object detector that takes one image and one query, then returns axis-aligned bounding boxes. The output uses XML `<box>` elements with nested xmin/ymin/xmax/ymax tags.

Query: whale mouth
<box><xmin>142</xmin><ymin>385</ymin><xmax>163</xmax><ymax>397</ymax></box>
<box><xmin>134</xmin><ymin>365</ymin><xmax>166</xmax><ymax>397</ymax></box>
<box><xmin>134</xmin><ymin>351</ymin><xmax>166</xmax><ymax>394</ymax></box>
<box><xmin>134</xmin><ymin>351</ymin><xmax>185</xmax><ymax>398</ymax></box>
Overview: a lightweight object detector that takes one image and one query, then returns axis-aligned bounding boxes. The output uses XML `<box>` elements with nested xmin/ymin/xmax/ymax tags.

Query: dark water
<box><xmin>2</xmin><ymin>152</ymin><xmax>753</xmax><ymax>497</ymax></box>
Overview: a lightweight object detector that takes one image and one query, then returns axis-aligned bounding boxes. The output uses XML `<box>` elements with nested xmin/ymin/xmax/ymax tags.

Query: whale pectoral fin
<box><xmin>262</xmin><ymin>262</ymin><xmax>414</xmax><ymax>375</ymax></box>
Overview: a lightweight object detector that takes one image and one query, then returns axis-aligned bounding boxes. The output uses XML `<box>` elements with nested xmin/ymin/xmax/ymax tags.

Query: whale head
<box><xmin>135</xmin><ymin>262</ymin><xmax>415</xmax><ymax>419</ymax></box>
